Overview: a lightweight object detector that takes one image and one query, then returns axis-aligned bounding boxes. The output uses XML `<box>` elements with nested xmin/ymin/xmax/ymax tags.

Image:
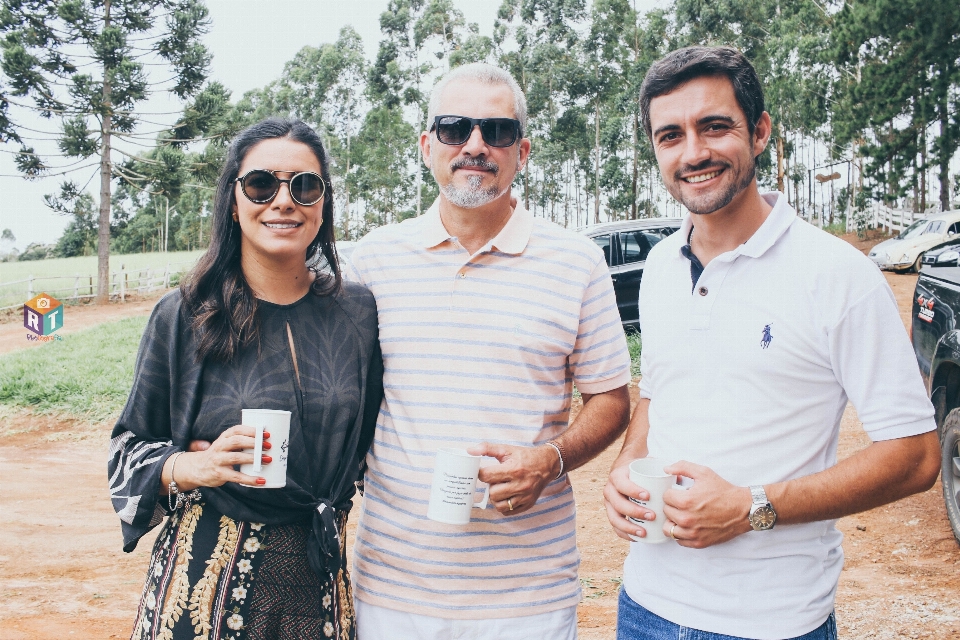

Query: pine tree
<box><xmin>1</xmin><ymin>0</ymin><xmax>210</xmax><ymax>300</ymax></box>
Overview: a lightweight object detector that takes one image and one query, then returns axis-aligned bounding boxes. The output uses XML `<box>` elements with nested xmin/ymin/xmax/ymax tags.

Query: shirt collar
<box><xmin>675</xmin><ymin>191</ymin><xmax>796</xmax><ymax>260</ymax></box>
<box><xmin>419</xmin><ymin>198</ymin><xmax>533</xmax><ymax>255</ymax></box>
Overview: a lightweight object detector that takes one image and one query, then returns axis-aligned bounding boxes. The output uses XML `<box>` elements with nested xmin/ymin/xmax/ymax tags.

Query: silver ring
<box><xmin>508</xmin><ymin>498</ymin><xmax>514</xmax><ymax>511</ymax></box>
<box><xmin>670</xmin><ymin>523</ymin><xmax>678</xmax><ymax>540</ymax></box>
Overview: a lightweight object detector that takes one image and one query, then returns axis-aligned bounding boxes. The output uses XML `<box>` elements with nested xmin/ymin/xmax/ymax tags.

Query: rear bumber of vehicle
<box><xmin>913</xmin><ymin>267</ymin><xmax>960</xmax><ymax>410</ymax></box>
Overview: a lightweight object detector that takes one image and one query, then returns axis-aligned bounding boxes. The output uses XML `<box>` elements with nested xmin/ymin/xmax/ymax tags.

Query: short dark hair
<box><xmin>182</xmin><ymin>118</ymin><xmax>340</xmax><ymax>363</ymax></box>
<box><xmin>639</xmin><ymin>46</ymin><xmax>765</xmax><ymax>140</ymax></box>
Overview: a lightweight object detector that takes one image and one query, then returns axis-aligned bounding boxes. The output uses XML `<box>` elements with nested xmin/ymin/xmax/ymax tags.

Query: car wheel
<box><xmin>908</xmin><ymin>255</ymin><xmax>923</xmax><ymax>273</ymax></box>
<box><xmin>941</xmin><ymin>408</ymin><xmax>960</xmax><ymax>545</ymax></box>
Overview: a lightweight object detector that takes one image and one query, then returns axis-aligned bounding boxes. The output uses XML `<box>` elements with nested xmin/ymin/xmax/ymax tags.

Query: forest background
<box><xmin>1</xmin><ymin>0</ymin><xmax>958</xmax><ymax>293</ymax></box>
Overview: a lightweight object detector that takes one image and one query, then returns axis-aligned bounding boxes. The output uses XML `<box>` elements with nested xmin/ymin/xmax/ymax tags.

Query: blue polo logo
<box><xmin>761</xmin><ymin>324</ymin><xmax>773</xmax><ymax>349</ymax></box>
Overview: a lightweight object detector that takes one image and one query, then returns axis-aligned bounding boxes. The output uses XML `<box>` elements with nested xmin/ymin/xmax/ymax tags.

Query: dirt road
<box><xmin>1</xmin><ymin>271</ymin><xmax>958</xmax><ymax>639</ymax></box>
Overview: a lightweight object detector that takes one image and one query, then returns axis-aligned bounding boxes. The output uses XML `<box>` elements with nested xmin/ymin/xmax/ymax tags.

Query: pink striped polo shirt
<box><xmin>346</xmin><ymin>201</ymin><xmax>631</xmax><ymax>619</ymax></box>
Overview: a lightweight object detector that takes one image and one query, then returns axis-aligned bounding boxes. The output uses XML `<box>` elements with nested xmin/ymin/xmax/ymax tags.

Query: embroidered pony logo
<box><xmin>761</xmin><ymin>324</ymin><xmax>773</xmax><ymax>349</ymax></box>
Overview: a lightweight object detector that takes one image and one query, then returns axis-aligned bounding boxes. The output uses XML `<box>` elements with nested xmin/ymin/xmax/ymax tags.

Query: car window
<box><xmin>898</xmin><ymin>219</ymin><xmax>929</xmax><ymax>240</ymax></box>
<box><xmin>592</xmin><ymin>234</ymin><xmax>612</xmax><ymax>266</ymax></box>
<box><xmin>620</xmin><ymin>230</ymin><xmax>666</xmax><ymax>264</ymax></box>
<box><xmin>949</xmin><ymin>223</ymin><xmax>960</xmax><ymax>236</ymax></box>
<box><xmin>926</xmin><ymin>221</ymin><xmax>944</xmax><ymax>235</ymax></box>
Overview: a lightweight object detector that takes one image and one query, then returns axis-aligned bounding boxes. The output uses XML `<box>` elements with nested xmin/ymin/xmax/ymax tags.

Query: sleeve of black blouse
<box><xmin>107</xmin><ymin>294</ymin><xmax>183</xmax><ymax>552</ymax></box>
<box><xmin>358</xmin><ymin>338</ymin><xmax>384</xmax><ymax>471</ymax></box>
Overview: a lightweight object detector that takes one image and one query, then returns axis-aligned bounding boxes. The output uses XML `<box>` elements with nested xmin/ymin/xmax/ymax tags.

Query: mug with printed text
<box><xmin>238</xmin><ymin>409</ymin><xmax>291</xmax><ymax>489</ymax></box>
<box><xmin>427</xmin><ymin>448</ymin><xmax>492</xmax><ymax>525</ymax></box>
<box><xmin>627</xmin><ymin>457</ymin><xmax>689</xmax><ymax>543</ymax></box>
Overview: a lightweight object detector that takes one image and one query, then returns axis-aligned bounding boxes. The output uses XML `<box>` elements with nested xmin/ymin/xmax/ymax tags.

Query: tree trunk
<box><xmin>776</xmin><ymin>124</ymin><xmax>785</xmax><ymax>193</ymax></box>
<box><xmin>524</xmin><ymin>162</ymin><xmax>529</xmax><ymax>211</ymax></box>
<box><xmin>939</xmin><ymin>91</ymin><xmax>952</xmax><ymax>211</ymax></box>
<box><xmin>96</xmin><ymin>0</ymin><xmax>112</xmax><ymax>304</ymax></box>
<box><xmin>344</xmin><ymin>133</ymin><xmax>351</xmax><ymax>237</ymax></box>
<box><xmin>919</xmin><ymin>125</ymin><xmax>926</xmax><ymax>213</ymax></box>
<box><xmin>631</xmin><ymin>110</ymin><xmax>638</xmax><ymax>220</ymax></box>
<box><xmin>164</xmin><ymin>197</ymin><xmax>170</xmax><ymax>252</ymax></box>
<box><xmin>594</xmin><ymin>98</ymin><xmax>601</xmax><ymax>224</ymax></box>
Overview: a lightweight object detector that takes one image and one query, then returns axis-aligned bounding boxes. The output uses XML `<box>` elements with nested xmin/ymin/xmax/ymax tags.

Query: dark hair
<box><xmin>639</xmin><ymin>46</ymin><xmax>765</xmax><ymax>140</ymax></box>
<box><xmin>181</xmin><ymin>117</ymin><xmax>341</xmax><ymax>363</ymax></box>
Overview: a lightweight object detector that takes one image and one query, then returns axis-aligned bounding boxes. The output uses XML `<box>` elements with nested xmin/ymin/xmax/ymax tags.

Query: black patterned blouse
<box><xmin>108</xmin><ymin>282</ymin><xmax>383</xmax><ymax>574</ymax></box>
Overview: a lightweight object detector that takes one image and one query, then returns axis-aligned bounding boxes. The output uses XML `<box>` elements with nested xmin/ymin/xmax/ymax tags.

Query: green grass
<box><xmin>626</xmin><ymin>331</ymin><xmax>642</xmax><ymax>378</ymax></box>
<box><xmin>0</xmin><ymin>314</ymin><xmax>642</xmax><ymax>422</ymax></box>
<box><xmin>0</xmin><ymin>315</ymin><xmax>147</xmax><ymax>421</ymax></box>
<box><xmin>0</xmin><ymin>250</ymin><xmax>204</xmax><ymax>308</ymax></box>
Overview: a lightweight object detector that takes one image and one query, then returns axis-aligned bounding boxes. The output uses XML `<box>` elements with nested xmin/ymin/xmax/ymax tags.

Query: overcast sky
<box><xmin>0</xmin><ymin>1</ymin><xmax>502</xmax><ymax>253</ymax></box>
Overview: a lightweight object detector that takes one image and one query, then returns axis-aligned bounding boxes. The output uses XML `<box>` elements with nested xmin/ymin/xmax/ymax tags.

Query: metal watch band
<box><xmin>750</xmin><ymin>485</ymin><xmax>768</xmax><ymax>505</ymax></box>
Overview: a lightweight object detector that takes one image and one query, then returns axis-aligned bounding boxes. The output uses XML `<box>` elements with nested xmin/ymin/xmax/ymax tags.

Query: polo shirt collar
<box><xmin>418</xmin><ymin>198</ymin><xmax>533</xmax><ymax>255</ymax></box>
<box><xmin>676</xmin><ymin>191</ymin><xmax>795</xmax><ymax>261</ymax></box>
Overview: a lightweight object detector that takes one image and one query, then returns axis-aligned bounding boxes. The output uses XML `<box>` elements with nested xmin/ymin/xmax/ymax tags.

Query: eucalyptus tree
<box><xmin>578</xmin><ymin>0</ymin><xmax>631</xmax><ymax>223</ymax></box>
<box><xmin>1</xmin><ymin>0</ymin><xmax>210</xmax><ymax>301</ymax></box>
<box><xmin>496</xmin><ymin>0</ymin><xmax>586</xmax><ymax>217</ymax></box>
<box><xmin>278</xmin><ymin>27</ymin><xmax>368</xmax><ymax>238</ymax></box>
<box><xmin>832</xmin><ymin>0</ymin><xmax>960</xmax><ymax>211</ymax></box>
<box><xmin>671</xmin><ymin>0</ymin><xmax>831</xmax><ymax>201</ymax></box>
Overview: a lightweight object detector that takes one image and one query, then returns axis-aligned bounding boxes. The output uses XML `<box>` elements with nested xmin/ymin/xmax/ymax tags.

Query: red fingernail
<box><xmin>262</xmin><ymin>455</ymin><xmax>272</xmax><ymax>463</ymax></box>
<box><xmin>263</xmin><ymin>441</ymin><xmax>272</xmax><ymax>449</ymax></box>
<box><xmin>256</xmin><ymin>478</ymin><xmax>266</xmax><ymax>485</ymax></box>
<box><xmin>263</xmin><ymin>431</ymin><xmax>270</xmax><ymax>439</ymax></box>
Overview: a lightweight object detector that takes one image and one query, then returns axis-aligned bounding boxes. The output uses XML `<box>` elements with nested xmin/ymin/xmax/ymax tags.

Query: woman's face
<box><xmin>232</xmin><ymin>137</ymin><xmax>324</xmax><ymax>265</ymax></box>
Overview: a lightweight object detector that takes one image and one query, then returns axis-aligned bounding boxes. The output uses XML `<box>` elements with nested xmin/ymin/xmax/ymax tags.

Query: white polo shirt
<box><xmin>623</xmin><ymin>192</ymin><xmax>935</xmax><ymax>639</ymax></box>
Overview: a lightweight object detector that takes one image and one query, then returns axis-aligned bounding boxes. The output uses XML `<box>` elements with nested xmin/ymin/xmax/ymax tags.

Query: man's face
<box><xmin>648</xmin><ymin>75</ymin><xmax>771</xmax><ymax>216</ymax></box>
<box><xmin>420</xmin><ymin>79</ymin><xmax>531</xmax><ymax>209</ymax></box>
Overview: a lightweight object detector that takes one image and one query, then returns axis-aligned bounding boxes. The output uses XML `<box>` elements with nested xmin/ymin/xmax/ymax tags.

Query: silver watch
<box><xmin>748</xmin><ymin>485</ymin><xmax>777</xmax><ymax>531</ymax></box>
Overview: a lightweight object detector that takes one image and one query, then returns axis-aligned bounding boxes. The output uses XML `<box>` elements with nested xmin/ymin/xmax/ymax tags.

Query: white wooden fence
<box><xmin>0</xmin><ymin>260</ymin><xmax>195</xmax><ymax>311</ymax></box>
<box><xmin>872</xmin><ymin>203</ymin><xmax>934</xmax><ymax>234</ymax></box>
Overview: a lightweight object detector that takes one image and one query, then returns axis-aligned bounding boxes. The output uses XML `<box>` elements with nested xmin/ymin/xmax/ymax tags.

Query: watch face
<box><xmin>751</xmin><ymin>505</ymin><xmax>777</xmax><ymax>530</ymax></box>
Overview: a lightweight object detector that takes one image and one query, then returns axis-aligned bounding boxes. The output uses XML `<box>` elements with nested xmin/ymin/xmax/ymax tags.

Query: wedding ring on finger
<box><xmin>508</xmin><ymin>498</ymin><xmax>514</xmax><ymax>511</ymax></box>
<box><xmin>669</xmin><ymin>523</ymin><xmax>678</xmax><ymax>540</ymax></box>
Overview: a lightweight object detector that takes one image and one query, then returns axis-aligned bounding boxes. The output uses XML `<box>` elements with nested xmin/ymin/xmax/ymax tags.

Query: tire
<box><xmin>941</xmin><ymin>408</ymin><xmax>960</xmax><ymax>545</ymax></box>
<box><xmin>908</xmin><ymin>254</ymin><xmax>923</xmax><ymax>273</ymax></box>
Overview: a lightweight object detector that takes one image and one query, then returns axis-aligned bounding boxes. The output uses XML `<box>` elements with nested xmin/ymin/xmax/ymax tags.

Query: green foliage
<box><xmin>626</xmin><ymin>330</ymin><xmax>642</xmax><ymax>378</ymax></box>
<box><xmin>1</xmin><ymin>0</ymin><xmax>212</xmax><ymax>298</ymax></box>
<box><xmin>0</xmin><ymin>316</ymin><xmax>148</xmax><ymax>420</ymax></box>
<box><xmin>17</xmin><ymin>242</ymin><xmax>56</xmax><ymax>262</ymax></box>
<box><xmin>831</xmin><ymin>0</ymin><xmax>960</xmax><ymax>211</ymax></box>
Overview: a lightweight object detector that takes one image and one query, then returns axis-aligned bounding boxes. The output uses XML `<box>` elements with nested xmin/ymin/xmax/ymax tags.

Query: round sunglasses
<box><xmin>430</xmin><ymin>115</ymin><xmax>523</xmax><ymax>148</ymax></box>
<box><xmin>233</xmin><ymin>169</ymin><xmax>326</xmax><ymax>206</ymax></box>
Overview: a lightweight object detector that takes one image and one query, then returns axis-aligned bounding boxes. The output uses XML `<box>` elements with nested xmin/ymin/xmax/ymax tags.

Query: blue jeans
<box><xmin>617</xmin><ymin>588</ymin><xmax>838</xmax><ymax>640</ymax></box>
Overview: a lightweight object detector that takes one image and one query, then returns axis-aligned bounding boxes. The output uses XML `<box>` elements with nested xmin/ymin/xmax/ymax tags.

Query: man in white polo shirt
<box><xmin>604</xmin><ymin>46</ymin><xmax>941</xmax><ymax>639</ymax></box>
<box><xmin>347</xmin><ymin>63</ymin><xmax>632</xmax><ymax>639</ymax></box>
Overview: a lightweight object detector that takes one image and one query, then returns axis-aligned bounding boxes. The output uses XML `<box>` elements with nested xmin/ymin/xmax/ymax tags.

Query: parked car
<box><xmin>581</xmin><ymin>218</ymin><xmax>683</xmax><ymax>330</ymax></box>
<box><xmin>922</xmin><ymin>238</ymin><xmax>960</xmax><ymax>268</ymax></box>
<box><xmin>911</xmin><ymin>265</ymin><xmax>960</xmax><ymax>544</ymax></box>
<box><xmin>869</xmin><ymin>211</ymin><xmax>960</xmax><ymax>272</ymax></box>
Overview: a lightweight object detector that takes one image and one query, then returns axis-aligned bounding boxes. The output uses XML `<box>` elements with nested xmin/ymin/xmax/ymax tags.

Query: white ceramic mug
<box><xmin>239</xmin><ymin>409</ymin><xmax>291</xmax><ymax>489</ymax></box>
<box><xmin>427</xmin><ymin>448</ymin><xmax>491</xmax><ymax>525</ymax></box>
<box><xmin>627</xmin><ymin>457</ymin><xmax>688</xmax><ymax>543</ymax></box>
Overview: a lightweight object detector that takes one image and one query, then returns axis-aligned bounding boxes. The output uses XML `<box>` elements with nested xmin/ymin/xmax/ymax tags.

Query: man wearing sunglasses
<box><xmin>346</xmin><ymin>63</ymin><xmax>632</xmax><ymax>639</ymax></box>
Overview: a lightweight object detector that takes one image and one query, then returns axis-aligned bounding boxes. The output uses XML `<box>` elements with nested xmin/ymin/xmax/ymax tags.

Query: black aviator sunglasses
<box><xmin>233</xmin><ymin>169</ymin><xmax>326</xmax><ymax>206</ymax></box>
<box><xmin>430</xmin><ymin>115</ymin><xmax>523</xmax><ymax>148</ymax></box>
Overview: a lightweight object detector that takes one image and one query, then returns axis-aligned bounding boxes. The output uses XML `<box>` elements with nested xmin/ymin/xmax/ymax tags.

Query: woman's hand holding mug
<box><xmin>161</xmin><ymin>424</ymin><xmax>270</xmax><ymax>493</ymax></box>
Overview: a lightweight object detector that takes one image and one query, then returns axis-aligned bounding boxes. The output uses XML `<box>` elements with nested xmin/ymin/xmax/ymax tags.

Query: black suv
<box><xmin>581</xmin><ymin>218</ymin><xmax>683</xmax><ymax>330</ymax></box>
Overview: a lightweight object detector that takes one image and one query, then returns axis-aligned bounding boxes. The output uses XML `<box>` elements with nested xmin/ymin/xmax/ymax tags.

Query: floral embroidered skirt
<box><xmin>130</xmin><ymin>499</ymin><xmax>354</xmax><ymax>640</ymax></box>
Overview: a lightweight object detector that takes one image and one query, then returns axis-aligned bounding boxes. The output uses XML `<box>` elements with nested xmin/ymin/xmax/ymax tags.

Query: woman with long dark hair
<box><xmin>108</xmin><ymin>118</ymin><xmax>382</xmax><ymax>640</ymax></box>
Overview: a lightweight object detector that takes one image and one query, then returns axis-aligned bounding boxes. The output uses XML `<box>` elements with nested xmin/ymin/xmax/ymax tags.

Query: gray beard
<box><xmin>439</xmin><ymin>175</ymin><xmax>504</xmax><ymax>208</ymax></box>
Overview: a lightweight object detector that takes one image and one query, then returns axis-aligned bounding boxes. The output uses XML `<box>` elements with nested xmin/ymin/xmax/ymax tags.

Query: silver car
<box><xmin>869</xmin><ymin>211</ymin><xmax>960</xmax><ymax>272</ymax></box>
